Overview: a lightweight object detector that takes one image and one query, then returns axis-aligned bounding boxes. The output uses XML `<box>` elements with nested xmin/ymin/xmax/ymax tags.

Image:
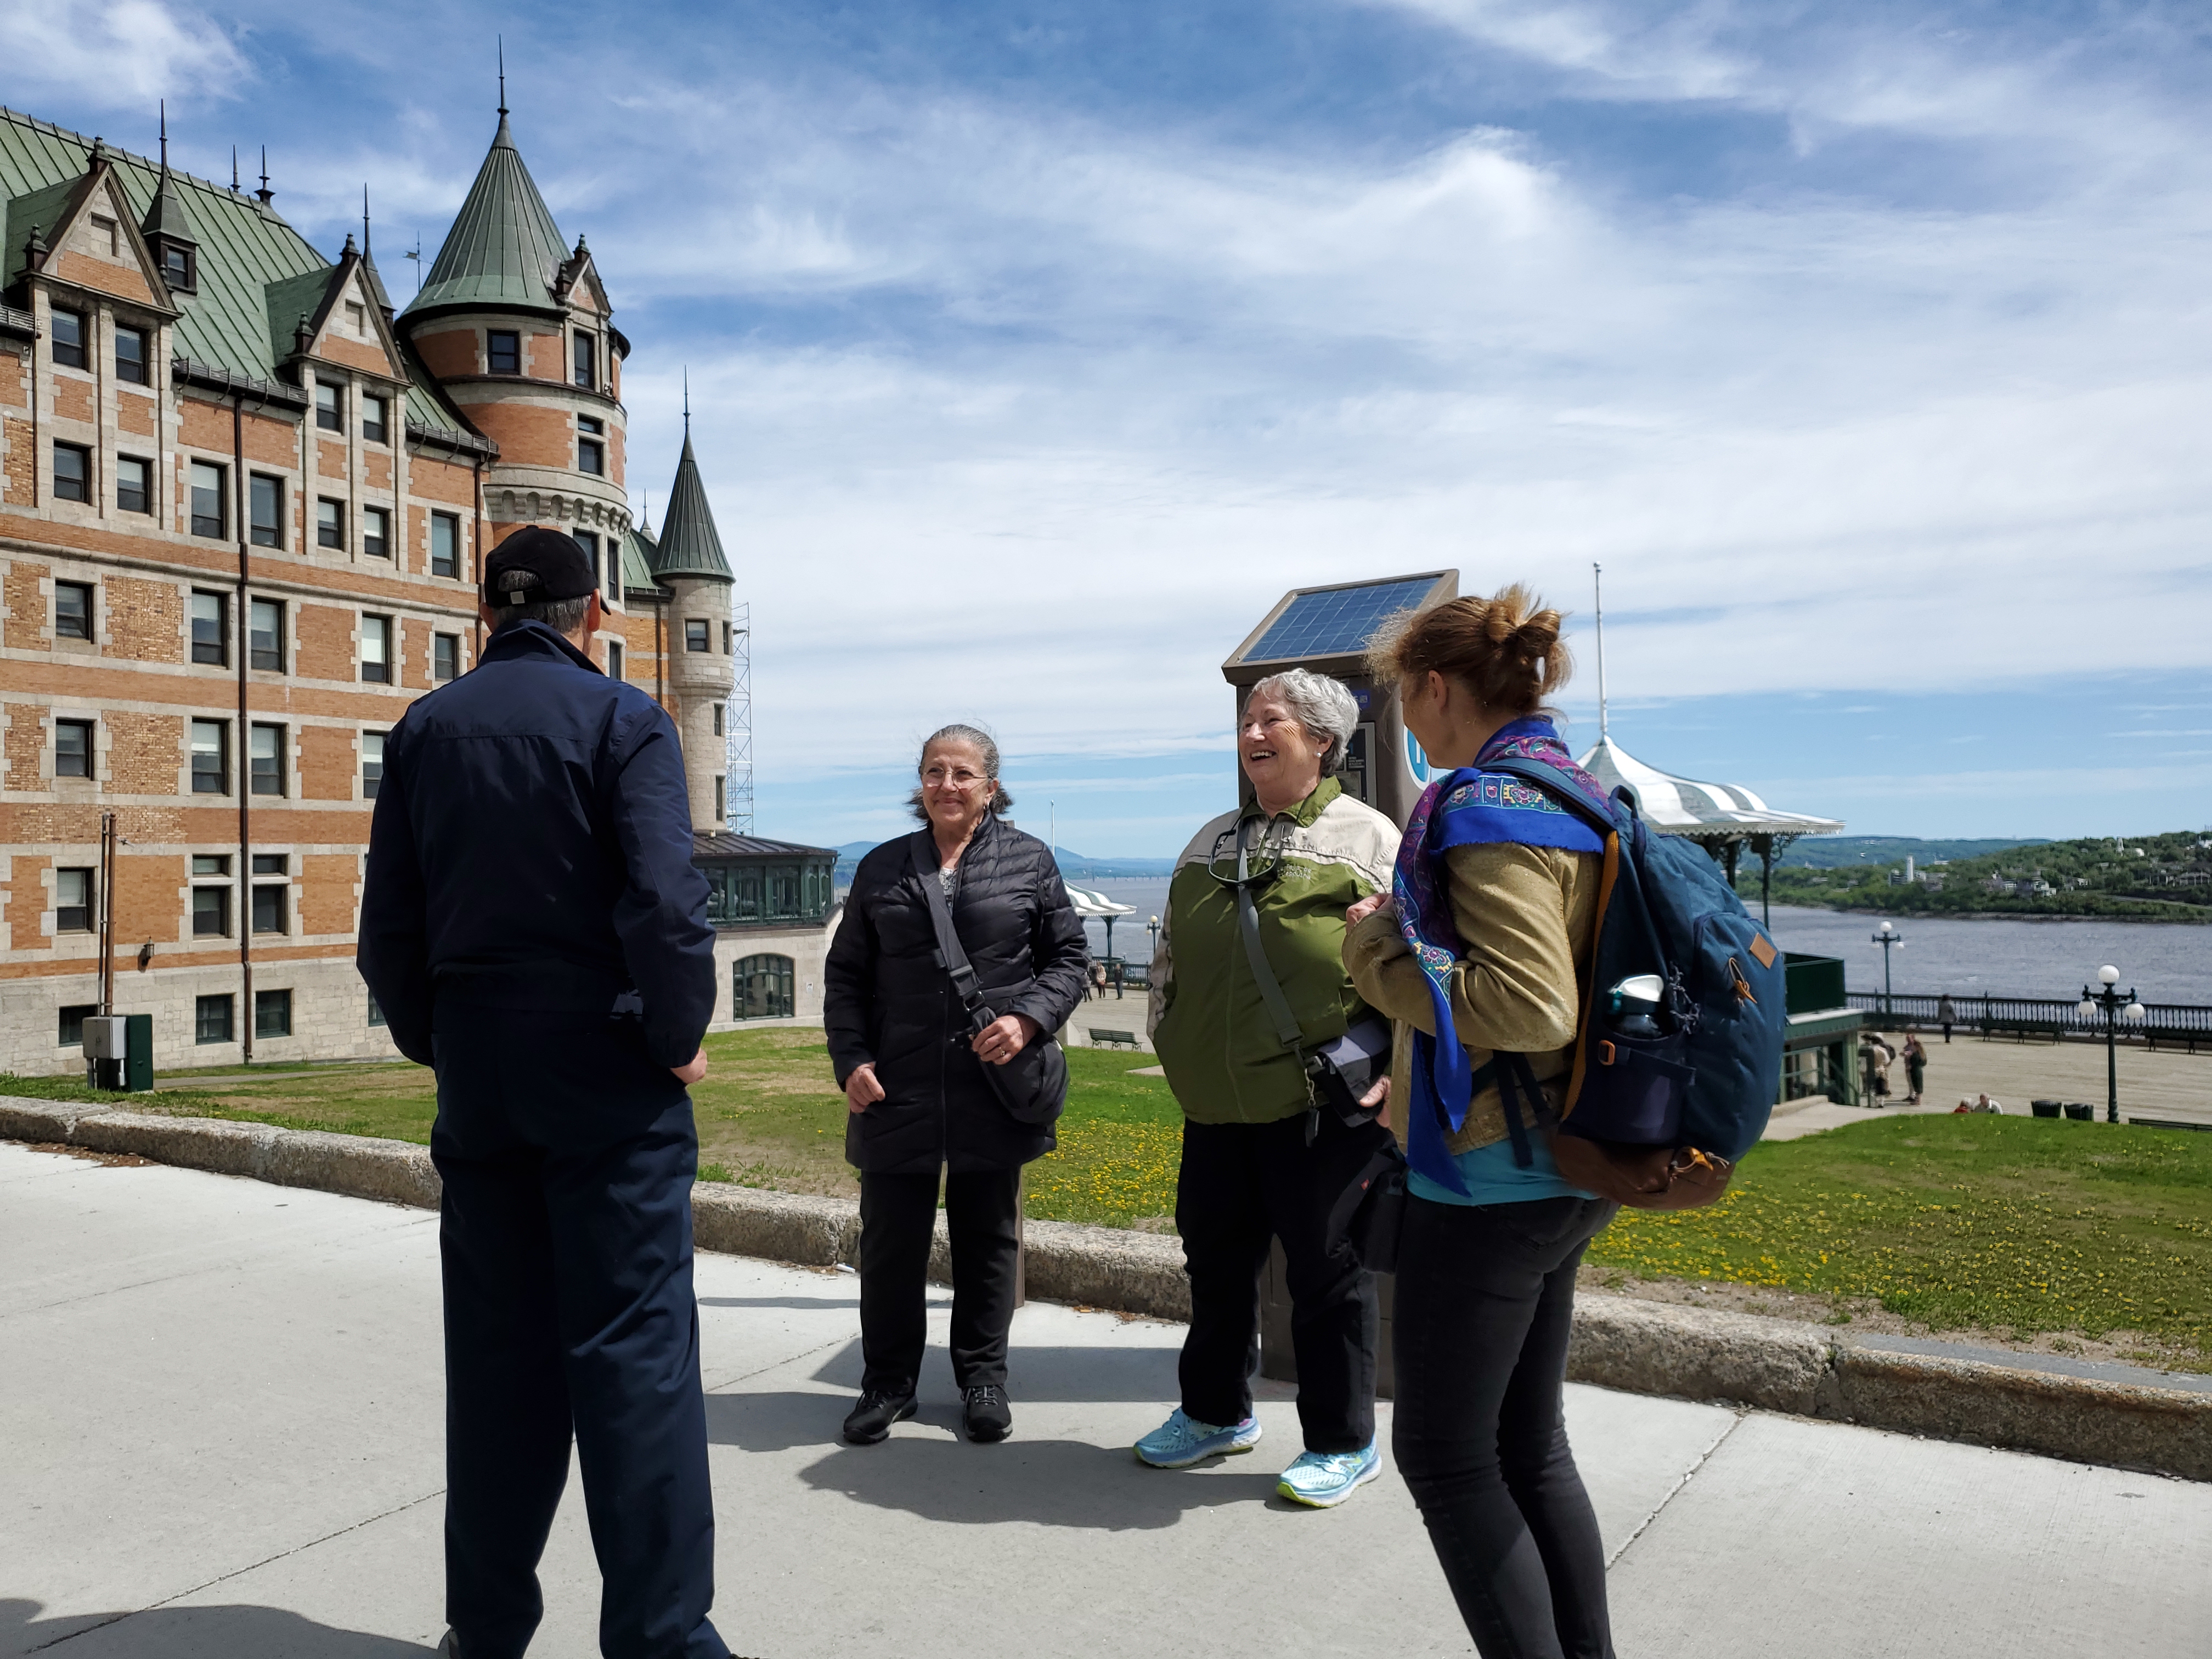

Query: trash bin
<box><xmin>2030</xmin><ymin>1099</ymin><xmax>2062</xmax><ymax>1118</ymax></box>
<box><xmin>124</xmin><ymin>1012</ymin><xmax>154</xmax><ymax>1093</ymax></box>
<box><xmin>2063</xmin><ymin>1102</ymin><xmax>2094</xmax><ymax>1121</ymax></box>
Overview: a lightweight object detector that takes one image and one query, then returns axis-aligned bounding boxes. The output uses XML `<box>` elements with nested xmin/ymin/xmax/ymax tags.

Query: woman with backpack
<box><xmin>1342</xmin><ymin>586</ymin><xmax>1621</xmax><ymax>1659</ymax></box>
<box><xmin>825</xmin><ymin>724</ymin><xmax>1089</xmax><ymax>1447</ymax></box>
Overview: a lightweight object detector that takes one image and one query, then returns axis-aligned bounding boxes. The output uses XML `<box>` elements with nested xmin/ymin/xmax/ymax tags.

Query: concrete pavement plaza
<box><xmin>4</xmin><ymin>1140</ymin><xmax>2208</xmax><ymax>1659</ymax></box>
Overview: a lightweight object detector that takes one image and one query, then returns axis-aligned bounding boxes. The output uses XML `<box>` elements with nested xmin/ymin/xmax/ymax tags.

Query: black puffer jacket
<box><xmin>826</xmin><ymin>814</ymin><xmax>1089</xmax><ymax>1174</ymax></box>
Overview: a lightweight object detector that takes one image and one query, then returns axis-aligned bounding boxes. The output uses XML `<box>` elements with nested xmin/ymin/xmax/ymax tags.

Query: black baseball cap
<box><xmin>482</xmin><ymin>526</ymin><xmax>598</xmax><ymax>608</ymax></box>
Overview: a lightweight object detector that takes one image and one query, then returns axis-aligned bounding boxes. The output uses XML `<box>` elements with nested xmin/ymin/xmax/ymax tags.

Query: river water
<box><xmin>1069</xmin><ymin>881</ymin><xmax>2211</xmax><ymax>1005</ymax></box>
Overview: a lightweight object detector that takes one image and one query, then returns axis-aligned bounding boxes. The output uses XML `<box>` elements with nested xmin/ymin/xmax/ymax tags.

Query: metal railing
<box><xmin>1846</xmin><ymin>991</ymin><xmax>2212</xmax><ymax>1047</ymax></box>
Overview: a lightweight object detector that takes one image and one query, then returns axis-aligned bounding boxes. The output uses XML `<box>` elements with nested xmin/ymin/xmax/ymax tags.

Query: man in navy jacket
<box><xmin>359</xmin><ymin>526</ymin><xmax>729</xmax><ymax>1659</ymax></box>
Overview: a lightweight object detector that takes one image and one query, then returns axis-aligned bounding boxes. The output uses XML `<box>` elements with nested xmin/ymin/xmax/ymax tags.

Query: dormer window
<box><xmin>577</xmin><ymin>415</ymin><xmax>605</xmax><ymax>477</ymax></box>
<box><xmin>487</xmin><ymin>330</ymin><xmax>521</xmax><ymax>375</ymax></box>
<box><xmin>346</xmin><ymin>302</ymin><xmax>367</xmax><ymax>337</ymax></box>
<box><xmin>91</xmin><ymin>215</ymin><xmax>120</xmax><ymax>257</ymax></box>
<box><xmin>159</xmin><ymin>242</ymin><xmax>195</xmax><ymax>291</ymax></box>
<box><xmin>573</xmin><ymin>331</ymin><xmax>597</xmax><ymax>391</ymax></box>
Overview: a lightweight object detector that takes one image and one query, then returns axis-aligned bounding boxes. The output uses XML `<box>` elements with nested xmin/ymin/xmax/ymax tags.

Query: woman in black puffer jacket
<box><xmin>825</xmin><ymin>724</ymin><xmax>1087</xmax><ymax>1447</ymax></box>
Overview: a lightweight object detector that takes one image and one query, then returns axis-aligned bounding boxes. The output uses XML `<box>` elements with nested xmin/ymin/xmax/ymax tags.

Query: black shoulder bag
<box><xmin>911</xmin><ymin>833</ymin><xmax>1069</xmax><ymax>1127</ymax></box>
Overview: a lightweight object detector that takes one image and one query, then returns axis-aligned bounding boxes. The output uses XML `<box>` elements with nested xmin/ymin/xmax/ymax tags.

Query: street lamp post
<box><xmin>1147</xmin><ymin>914</ymin><xmax>1161</xmax><ymax>967</ymax></box>
<box><xmin>1871</xmin><ymin>921</ymin><xmax>1904</xmax><ymax>1017</ymax></box>
<box><xmin>2076</xmin><ymin>964</ymin><xmax>2146</xmax><ymax>1124</ymax></box>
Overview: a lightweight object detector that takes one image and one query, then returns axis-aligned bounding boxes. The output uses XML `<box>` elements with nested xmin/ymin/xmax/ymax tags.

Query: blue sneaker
<box><xmin>1134</xmin><ymin>1408</ymin><xmax>1263</xmax><ymax>1469</ymax></box>
<box><xmin>1276</xmin><ymin>1442</ymin><xmax>1382</xmax><ymax>1508</ymax></box>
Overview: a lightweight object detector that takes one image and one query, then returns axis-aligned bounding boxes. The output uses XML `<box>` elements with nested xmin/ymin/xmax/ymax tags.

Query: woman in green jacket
<box><xmin>1136</xmin><ymin>668</ymin><xmax>1397</xmax><ymax>1508</ymax></box>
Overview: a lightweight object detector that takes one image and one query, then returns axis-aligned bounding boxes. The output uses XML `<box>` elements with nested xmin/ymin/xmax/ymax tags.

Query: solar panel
<box><xmin>1239</xmin><ymin>578</ymin><xmax>1440</xmax><ymax>664</ymax></box>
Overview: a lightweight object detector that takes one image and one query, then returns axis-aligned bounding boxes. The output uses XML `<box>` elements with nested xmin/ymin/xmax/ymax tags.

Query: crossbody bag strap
<box><xmin>1233</xmin><ymin>844</ymin><xmax>1305</xmax><ymax>1054</ymax></box>
<box><xmin>910</xmin><ymin>832</ymin><xmax>985</xmax><ymax>1015</ymax></box>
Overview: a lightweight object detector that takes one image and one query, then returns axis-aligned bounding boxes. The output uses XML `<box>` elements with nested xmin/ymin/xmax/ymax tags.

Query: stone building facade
<box><xmin>0</xmin><ymin>103</ymin><xmax>829</xmax><ymax>1076</ymax></box>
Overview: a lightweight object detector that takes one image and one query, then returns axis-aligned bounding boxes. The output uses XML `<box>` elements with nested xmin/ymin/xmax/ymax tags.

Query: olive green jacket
<box><xmin>1147</xmin><ymin>777</ymin><xmax>1397</xmax><ymax>1125</ymax></box>
<box><xmin>1344</xmin><ymin>840</ymin><xmax>1599</xmax><ymax>1155</ymax></box>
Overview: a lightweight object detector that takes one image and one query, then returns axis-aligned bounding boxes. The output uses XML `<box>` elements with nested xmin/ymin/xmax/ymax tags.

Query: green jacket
<box><xmin>1146</xmin><ymin>777</ymin><xmax>1398</xmax><ymax>1124</ymax></box>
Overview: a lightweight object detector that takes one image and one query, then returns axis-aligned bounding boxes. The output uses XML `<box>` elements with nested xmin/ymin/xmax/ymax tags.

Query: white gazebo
<box><xmin>1062</xmin><ymin>882</ymin><xmax>1137</xmax><ymax>961</ymax></box>
<box><xmin>1580</xmin><ymin>566</ymin><xmax>1843</xmax><ymax>923</ymax></box>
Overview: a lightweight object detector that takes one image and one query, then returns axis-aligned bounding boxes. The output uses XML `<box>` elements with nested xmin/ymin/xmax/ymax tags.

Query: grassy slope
<box><xmin>1768</xmin><ymin>827</ymin><xmax>2212</xmax><ymax>921</ymax></box>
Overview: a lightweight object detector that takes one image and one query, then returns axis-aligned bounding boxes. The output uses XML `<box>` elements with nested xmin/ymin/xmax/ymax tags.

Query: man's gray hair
<box><xmin>1246</xmin><ymin>669</ymin><xmax>1360</xmax><ymax>774</ymax></box>
<box><xmin>908</xmin><ymin>721</ymin><xmax>1017</xmax><ymax>821</ymax></box>
<box><xmin>489</xmin><ymin>568</ymin><xmax>591</xmax><ymax>635</ymax></box>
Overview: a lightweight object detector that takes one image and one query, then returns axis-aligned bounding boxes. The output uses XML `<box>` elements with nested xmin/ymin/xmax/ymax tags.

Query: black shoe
<box><xmin>962</xmin><ymin>1384</ymin><xmax>1012</xmax><ymax>1443</ymax></box>
<box><xmin>843</xmin><ymin>1389</ymin><xmax>917</xmax><ymax>1445</ymax></box>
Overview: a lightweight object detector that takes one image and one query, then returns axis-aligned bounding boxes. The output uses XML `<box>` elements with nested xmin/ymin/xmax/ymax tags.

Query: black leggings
<box><xmin>1391</xmin><ymin>1193</ymin><xmax>1618</xmax><ymax>1659</ymax></box>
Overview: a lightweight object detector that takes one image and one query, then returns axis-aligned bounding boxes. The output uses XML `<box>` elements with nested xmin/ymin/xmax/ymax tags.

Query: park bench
<box><xmin>1088</xmin><ymin>1028</ymin><xmax>1141</xmax><ymax>1050</ymax></box>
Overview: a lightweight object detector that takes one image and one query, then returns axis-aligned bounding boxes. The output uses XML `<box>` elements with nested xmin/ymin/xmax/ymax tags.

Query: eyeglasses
<box><xmin>1205</xmin><ymin>821</ymin><xmax>1288</xmax><ymax>889</ymax></box>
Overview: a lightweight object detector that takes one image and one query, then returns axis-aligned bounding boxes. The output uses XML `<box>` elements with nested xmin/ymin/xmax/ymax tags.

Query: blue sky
<box><xmin>13</xmin><ymin>0</ymin><xmax>2210</xmax><ymax>853</ymax></box>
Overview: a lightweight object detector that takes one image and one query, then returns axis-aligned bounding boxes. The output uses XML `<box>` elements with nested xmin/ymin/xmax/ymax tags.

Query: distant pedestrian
<box><xmin>825</xmin><ymin>724</ymin><xmax>1088</xmax><ymax>1448</ymax></box>
<box><xmin>1090</xmin><ymin>960</ymin><xmax>1109</xmax><ymax>1001</ymax></box>
<box><xmin>1973</xmin><ymin>1092</ymin><xmax>2003</xmax><ymax>1114</ymax></box>
<box><xmin>1900</xmin><ymin>1030</ymin><xmax>1927</xmax><ymax>1104</ymax></box>
<box><xmin>1865</xmin><ymin>1035</ymin><xmax>1895</xmax><ymax>1103</ymax></box>
<box><xmin>1937</xmin><ymin>995</ymin><xmax>1958</xmax><ymax>1045</ymax></box>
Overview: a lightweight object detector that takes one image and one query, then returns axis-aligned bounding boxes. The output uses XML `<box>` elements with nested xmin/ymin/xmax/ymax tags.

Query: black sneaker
<box><xmin>842</xmin><ymin>1389</ymin><xmax>917</xmax><ymax>1445</ymax></box>
<box><xmin>962</xmin><ymin>1384</ymin><xmax>1012</xmax><ymax>1443</ymax></box>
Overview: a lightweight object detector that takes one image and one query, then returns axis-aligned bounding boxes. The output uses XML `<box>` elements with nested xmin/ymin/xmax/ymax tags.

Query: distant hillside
<box><xmin>1778</xmin><ymin>837</ymin><xmax>2047</xmax><ymax>870</ymax></box>
<box><xmin>832</xmin><ymin>839</ymin><xmax>1175</xmax><ymax>884</ymax></box>
<box><xmin>1769</xmin><ymin>830</ymin><xmax>2212</xmax><ymax>922</ymax></box>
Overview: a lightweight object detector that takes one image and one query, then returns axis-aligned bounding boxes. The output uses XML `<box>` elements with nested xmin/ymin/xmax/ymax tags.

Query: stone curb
<box><xmin>5</xmin><ymin>1096</ymin><xmax>2204</xmax><ymax>1481</ymax></box>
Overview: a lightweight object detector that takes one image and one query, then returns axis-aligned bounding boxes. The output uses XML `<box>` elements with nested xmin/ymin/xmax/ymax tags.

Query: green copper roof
<box><xmin>622</xmin><ymin>520</ymin><xmax>664</xmax><ymax>592</ymax></box>
<box><xmin>142</xmin><ymin>164</ymin><xmax>198</xmax><ymax>244</ymax></box>
<box><xmin>407</xmin><ymin>112</ymin><xmax>568</xmax><ymax>315</ymax></box>
<box><xmin>651</xmin><ymin>429</ymin><xmax>734</xmax><ymax>583</ymax></box>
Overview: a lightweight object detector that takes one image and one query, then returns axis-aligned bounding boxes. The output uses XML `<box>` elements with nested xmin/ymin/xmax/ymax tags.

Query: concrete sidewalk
<box><xmin>3</xmin><ymin>1142</ymin><xmax>2205</xmax><ymax>1659</ymax></box>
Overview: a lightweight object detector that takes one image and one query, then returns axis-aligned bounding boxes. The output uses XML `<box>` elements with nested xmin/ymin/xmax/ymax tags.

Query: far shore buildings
<box><xmin>1</xmin><ymin>102</ymin><xmax>832</xmax><ymax>1076</ymax></box>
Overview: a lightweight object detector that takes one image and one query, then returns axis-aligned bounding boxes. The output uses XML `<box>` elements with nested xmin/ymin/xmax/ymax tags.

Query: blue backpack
<box><xmin>1485</xmin><ymin>754</ymin><xmax>1788</xmax><ymax>1208</ymax></box>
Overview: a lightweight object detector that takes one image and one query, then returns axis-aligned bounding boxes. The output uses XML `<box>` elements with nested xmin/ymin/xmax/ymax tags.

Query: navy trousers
<box><xmin>430</xmin><ymin>1005</ymin><xmax>730</xmax><ymax>1659</ymax></box>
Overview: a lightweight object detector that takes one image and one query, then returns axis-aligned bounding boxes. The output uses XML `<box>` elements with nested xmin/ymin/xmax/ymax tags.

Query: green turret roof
<box><xmin>651</xmin><ymin>428</ymin><xmax>733</xmax><ymax>583</ymax></box>
<box><xmin>142</xmin><ymin>163</ymin><xmax>198</xmax><ymax>245</ymax></box>
<box><xmin>406</xmin><ymin>111</ymin><xmax>568</xmax><ymax>315</ymax></box>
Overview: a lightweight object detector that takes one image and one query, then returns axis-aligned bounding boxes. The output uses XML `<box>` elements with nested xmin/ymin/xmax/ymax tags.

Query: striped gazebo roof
<box><xmin>1575</xmin><ymin>735</ymin><xmax>1842</xmax><ymax>841</ymax></box>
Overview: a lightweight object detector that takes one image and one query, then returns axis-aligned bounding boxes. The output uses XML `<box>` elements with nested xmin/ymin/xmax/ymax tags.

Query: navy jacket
<box><xmin>357</xmin><ymin>620</ymin><xmax>715</xmax><ymax>1070</ymax></box>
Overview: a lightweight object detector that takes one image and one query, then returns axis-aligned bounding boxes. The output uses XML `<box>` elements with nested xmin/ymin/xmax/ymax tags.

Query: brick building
<box><xmin>1</xmin><ymin>101</ymin><xmax>831</xmax><ymax>1076</ymax></box>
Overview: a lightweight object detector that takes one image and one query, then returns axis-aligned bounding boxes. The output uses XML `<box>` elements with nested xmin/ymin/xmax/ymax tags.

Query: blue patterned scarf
<box><xmin>1392</xmin><ymin>718</ymin><xmax>1616</xmax><ymax>1193</ymax></box>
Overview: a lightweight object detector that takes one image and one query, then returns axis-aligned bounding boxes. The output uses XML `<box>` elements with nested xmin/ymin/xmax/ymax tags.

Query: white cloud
<box><xmin>1</xmin><ymin>0</ymin><xmax>246</xmax><ymax>111</ymax></box>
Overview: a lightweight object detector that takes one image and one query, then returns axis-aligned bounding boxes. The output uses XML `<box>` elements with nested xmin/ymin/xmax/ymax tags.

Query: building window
<box><xmin>714</xmin><ymin>775</ymin><xmax>726</xmax><ymax>822</ymax></box>
<box><xmin>190</xmin><ymin>720</ymin><xmax>229</xmax><ymax>794</ymax></box>
<box><xmin>573</xmin><ymin>331</ymin><xmax>597</xmax><ymax>390</ymax></box>
<box><xmin>362</xmin><ymin>730</ymin><xmax>385</xmax><ymax>798</ymax></box>
<box><xmin>363</xmin><ymin>394</ymin><xmax>388</xmax><ymax>444</ymax></box>
<box><xmin>433</xmin><ymin>634</ymin><xmax>460</xmax><ymax>682</ymax></box>
<box><xmin>57</xmin><ymin>581</ymin><xmax>94</xmax><ymax>641</ymax></box>
<box><xmin>723</xmin><ymin>621</ymin><xmax>733</xmax><ymax>654</ymax></box>
<box><xmin>607</xmin><ymin>640</ymin><xmax>624</xmax><ymax>681</ymax></box>
<box><xmin>161</xmin><ymin>243</ymin><xmax>193</xmax><ymax>289</ymax></box>
<box><xmin>195</xmin><ymin>994</ymin><xmax>234</xmax><ymax>1045</ymax></box>
<box><xmin>363</xmin><ymin>505</ymin><xmax>390</xmax><ymax>559</ymax></box>
<box><xmin>575</xmin><ymin>531</ymin><xmax>600</xmax><ymax>588</ymax></box>
<box><xmin>192</xmin><ymin>883</ymin><xmax>230</xmax><ymax>938</ymax></box>
<box><xmin>116</xmin><ymin>455</ymin><xmax>151</xmax><ymax>515</ymax></box>
<box><xmin>685</xmin><ymin>618</ymin><xmax>709</xmax><ymax>653</ymax></box>
<box><xmin>190</xmin><ymin>461</ymin><xmax>228</xmax><ymax>539</ymax></box>
<box><xmin>367</xmin><ymin>992</ymin><xmax>386</xmax><ymax>1027</ymax></box>
<box><xmin>431</xmin><ymin>512</ymin><xmax>459</xmax><ymax>578</ymax></box>
<box><xmin>345</xmin><ymin>302</ymin><xmax>367</xmax><ymax>337</ymax></box>
<box><xmin>316</xmin><ymin>380</ymin><xmax>343</xmax><ymax>432</ymax></box>
<box><xmin>487</xmin><ymin>330</ymin><xmax>520</xmax><ymax>374</ymax></box>
<box><xmin>318</xmin><ymin>498</ymin><xmax>345</xmax><ymax>550</ymax></box>
<box><xmin>251</xmin><ymin>856</ymin><xmax>287</xmax><ymax>935</ymax></box>
<box><xmin>55</xmin><ymin>718</ymin><xmax>94</xmax><ymax>779</ymax></box>
<box><xmin>767</xmin><ymin>864</ymin><xmax>803</xmax><ymax>920</ymax></box>
<box><xmin>578</xmin><ymin>415</ymin><xmax>605</xmax><ymax>477</ymax></box>
<box><xmin>255</xmin><ymin>989</ymin><xmax>292</xmax><ymax>1039</ymax></box>
<box><xmin>733</xmin><ymin>955</ymin><xmax>795</xmax><ymax>1021</ymax></box>
<box><xmin>59</xmin><ymin>1003</ymin><xmax>99</xmax><ymax>1046</ymax></box>
<box><xmin>249</xmin><ymin>598</ymin><xmax>285</xmax><ymax>672</ymax></box>
<box><xmin>250</xmin><ymin>475</ymin><xmax>284</xmax><ymax>548</ymax></box>
<box><xmin>115</xmin><ymin>325</ymin><xmax>148</xmax><ymax>386</ymax></box>
<box><xmin>55</xmin><ymin>867</ymin><xmax>94</xmax><ymax>932</ymax></box>
<box><xmin>249</xmin><ymin>723</ymin><xmax>286</xmax><ymax>797</ymax></box>
<box><xmin>252</xmin><ymin>853</ymin><xmax>287</xmax><ymax>876</ymax></box>
<box><xmin>51</xmin><ymin>307</ymin><xmax>86</xmax><ymax>369</ymax></box>
<box><xmin>360</xmin><ymin>614</ymin><xmax>392</xmax><ymax>683</ymax></box>
<box><xmin>190</xmin><ymin>590</ymin><xmax>227</xmax><ymax>664</ymax></box>
<box><xmin>712</xmin><ymin>703</ymin><xmax>724</xmax><ymax>737</ymax></box>
<box><xmin>92</xmin><ymin>215</ymin><xmax>119</xmax><ymax>256</ymax></box>
<box><xmin>53</xmin><ymin>442</ymin><xmax>90</xmax><ymax>503</ymax></box>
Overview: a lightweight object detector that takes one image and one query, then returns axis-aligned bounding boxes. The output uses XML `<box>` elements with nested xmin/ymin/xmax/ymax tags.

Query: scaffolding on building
<box><xmin>725</xmin><ymin>600</ymin><xmax>753</xmax><ymax>836</ymax></box>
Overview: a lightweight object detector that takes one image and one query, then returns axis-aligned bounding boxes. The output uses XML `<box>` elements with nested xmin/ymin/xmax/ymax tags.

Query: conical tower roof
<box><xmin>651</xmin><ymin>427</ymin><xmax>733</xmax><ymax>583</ymax></box>
<box><xmin>407</xmin><ymin>110</ymin><xmax>568</xmax><ymax>314</ymax></box>
<box><xmin>142</xmin><ymin>163</ymin><xmax>199</xmax><ymax>245</ymax></box>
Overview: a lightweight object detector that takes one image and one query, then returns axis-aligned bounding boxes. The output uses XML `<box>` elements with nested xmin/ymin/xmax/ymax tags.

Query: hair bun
<box><xmin>1363</xmin><ymin>582</ymin><xmax>1573</xmax><ymax>719</ymax></box>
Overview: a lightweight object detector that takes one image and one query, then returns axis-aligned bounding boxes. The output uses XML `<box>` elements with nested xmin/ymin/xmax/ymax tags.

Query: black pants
<box><xmin>1393</xmin><ymin>1194</ymin><xmax>1618</xmax><ymax>1659</ymax></box>
<box><xmin>858</xmin><ymin>1166</ymin><xmax>1023</xmax><ymax>1394</ymax></box>
<box><xmin>1175</xmin><ymin>1112</ymin><xmax>1387</xmax><ymax>1454</ymax></box>
<box><xmin>430</xmin><ymin>1006</ymin><xmax>729</xmax><ymax>1659</ymax></box>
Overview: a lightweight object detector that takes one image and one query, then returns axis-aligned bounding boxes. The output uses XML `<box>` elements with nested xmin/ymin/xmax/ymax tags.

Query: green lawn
<box><xmin>1588</xmin><ymin>1115</ymin><xmax>2212</xmax><ymax>1365</ymax></box>
<box><xmin>18</xmin><ymin>1043</ymin><xmax>2209</xmax><ymax>1364</ymax></box>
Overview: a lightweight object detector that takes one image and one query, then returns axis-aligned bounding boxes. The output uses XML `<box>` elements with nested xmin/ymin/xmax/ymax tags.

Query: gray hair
<box><xmin>489</xmin><ymin>568</ymin><xmax>591</xmax><ymax>635</ymax></box>
<box><xmin>1245</xmin><ymin>669</ymin><xmax>1360</xmax><ymax>774</ymax></box>
<box><xmin>907</xmin><ymin>722</ymin><xmax>1016</xmax><ymax>821</ymax></box>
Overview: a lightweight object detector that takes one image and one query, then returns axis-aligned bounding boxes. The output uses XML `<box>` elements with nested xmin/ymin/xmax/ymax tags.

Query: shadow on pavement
<box><xmin>791</xmin><ymin>1340</ymin><xmax>1180</xmax><ymax>1403</ymax></box>
<box><xmin>0</xmin><ymin>1598</ymin><xmax>431</xmax><ymax>1657</ymax></box>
